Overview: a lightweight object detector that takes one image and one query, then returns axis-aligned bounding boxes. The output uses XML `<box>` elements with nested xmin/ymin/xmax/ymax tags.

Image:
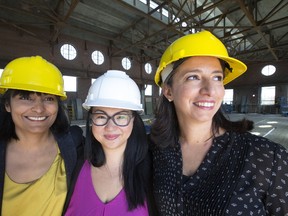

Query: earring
<box><xmin>168</xmin><ymin>99</ymin><xmax>172</xmax><ymax>102</ymax></box>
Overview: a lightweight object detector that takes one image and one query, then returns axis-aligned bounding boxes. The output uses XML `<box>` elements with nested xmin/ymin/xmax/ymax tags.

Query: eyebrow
<box><xmin>181</xmin><ymin>68</ymin><xmax>224</xmax><ymax>74</ymax></box>
<box><xmin>91</xmin><ymin>109</ymin><xmax>131</xmax><ymax>114</ymax></box>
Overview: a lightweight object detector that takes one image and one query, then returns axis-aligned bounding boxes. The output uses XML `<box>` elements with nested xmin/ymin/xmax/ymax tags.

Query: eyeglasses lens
<box><xmin>91</xmin><ymin>112</ymin><xmax>132</xmax><ymax>126</ymax></box>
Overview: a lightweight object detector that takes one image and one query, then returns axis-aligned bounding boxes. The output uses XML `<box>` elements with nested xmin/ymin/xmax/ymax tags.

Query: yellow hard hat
<box><xmin>155</xmin><ymin>30</ymin><xmax>247</xmax><ymax>86</ymax></box>
<box><xmin>0</xmin><ymin>56</ymin><xmax>67</xmax><ymax>100</ymax></box>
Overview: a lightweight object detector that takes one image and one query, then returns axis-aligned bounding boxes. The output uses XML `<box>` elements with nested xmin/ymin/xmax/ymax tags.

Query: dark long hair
<box><xmin>84</xmin><ymin>111</ymin><xmax>152</xmax><ymax>211</ymax></box>
<box><xmin>0</xmin><ymin>90</ymin><xmax>70</xmax><ymax>142</ymax></box>
<box><xmin>150</xmin><ymin>57</ymin><xmax>253</xmax><ymax>148</ymax></box>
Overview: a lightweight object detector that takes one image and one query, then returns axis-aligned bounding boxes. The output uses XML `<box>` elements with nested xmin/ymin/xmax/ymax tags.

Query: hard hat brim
<box><xmin>82</xmin><ymin>99</ymin><xmax>144</xmax><ymax>114</ymax></box>
<box><xmin>155</xmin><ymin>54</ymin><xmax>247</xmax><ymax>86</ymax></box>
<box><xmin>0</xmin><ymin>84</ymin><xmax>67</xmax><ymax>100</ymax></box>
<box><xmin>216</xmin><ymin>55</ymin><xmax>247</xmax><ymax>85</ymax></box>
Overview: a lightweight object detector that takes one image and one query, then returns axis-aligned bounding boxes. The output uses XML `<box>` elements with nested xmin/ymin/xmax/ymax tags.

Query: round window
<box><xmin>60</xmin><ymin>44</ymin><xmax>77</xmax><ymax>60</ymax></box>
<box><xmin>261</xmin><ymin>65</ymin><xmax>276</xmax><ymax>76</ymax></box>
<box><xmin>91</xmin><ymin>50</ymin><xmax>104</xmax><ymax>65</ymax></box>
<box><xmin>144</xmin><ymin>63</ymin><xmax>152</xmax><ymax>74</ymax></box>
<box><xmin>122</xmin><ymin>57</ymin><xmax>131</xmax><ymax>70</ymax></box>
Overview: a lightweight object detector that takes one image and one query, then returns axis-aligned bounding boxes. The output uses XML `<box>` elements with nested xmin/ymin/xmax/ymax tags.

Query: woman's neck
<box><xmin>10</xmin><ymin>131</ymin><xmax>55</xmax><ymax>150</ymax></box>
<box><xmin>179</xmin><ymin>121</ymin><xmax>213</xmax><ymax>145</ymax></box>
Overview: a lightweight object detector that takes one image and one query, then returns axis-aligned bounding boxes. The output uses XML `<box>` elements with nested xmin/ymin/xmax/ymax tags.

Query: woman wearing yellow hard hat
<box><xmin>0</xmin><ymin>56</ymin><xmax>84</xmax><ymax>215</ymax></box>
<box><xmin>150</xmin><ymin>30</ymin><xmax>288</xmax><ymax>215</ymax></box>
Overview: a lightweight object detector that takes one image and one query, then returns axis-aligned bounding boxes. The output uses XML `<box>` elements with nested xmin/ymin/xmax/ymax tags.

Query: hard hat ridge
<box><xmin>0</xmin><ymin>56</ymin><xmax>67</xmax><ymax>100</ymax></box>
<box><xmin>82</xmin><ymin>70</ymin><xmax>143</xmax><ymax>113</ymax></box>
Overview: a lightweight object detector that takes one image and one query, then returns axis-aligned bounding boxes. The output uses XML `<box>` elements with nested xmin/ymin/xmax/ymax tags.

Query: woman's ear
<box><xmin>162</xmin><ymin>85</ymin><xmax>173</xmax><ymax>102</ymax></box>
<box><xmin>5</xmin><ymin>102</ymin><xmax>11</xmax><ymax>112</ymax></box>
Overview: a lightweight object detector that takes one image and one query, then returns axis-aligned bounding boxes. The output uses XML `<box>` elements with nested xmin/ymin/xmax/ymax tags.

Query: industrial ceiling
<box><xmin>0</xmin><ymin>0</ymin><xmax>287</xmax><ymax>72</ymax></box>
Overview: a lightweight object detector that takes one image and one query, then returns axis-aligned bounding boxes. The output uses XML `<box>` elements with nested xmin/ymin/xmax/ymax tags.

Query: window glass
<box><xmin>145</xmin><ymin>84</ymin><xmax>152</xmax><ymax>96</ymax></box>
<box><xmin>261</xmin><ymin>86</ymin><xmax>275</xmax><ymax>105</ymax></box>
<box><xmin>122</xmin><ymin>57</ymin><xmax>131</xmax><ymax>70</ymax></box>
<box><xmin>60</xmin><ymin>44</ymin><xmax>77</xmax><ymax>60</ymax></box>
<box><xmin>91</xmin><ymin>50</ymin><xmax>104</xmax><ymax>65</ymax></box>
<box><xmin>223</xmin><ymin>89</ymin><xmax>234</xmax><ymax>104</ymax></box>
<box><xmin>181</xmin><ymin>22</ymin><xmax>187</xmax><ymax>27</ymax></box>
<box><xmin>150</xmin><ymin>1</ymin><xmax>159</xmax><ymax>11</ymax></box>
<box><xmin>261</xmin><ymin>65</ymin><xmax>276</xmax><ymax>76</ymax></box>
<box><xmin>63</xmin><ymin>76</ymin><xmax>77</xmax><ymax>92</ymax></box>
<box><xmin>144</xmin><ymin>63</ymin><xmax>152</xmax><ymax>74</ymax></box>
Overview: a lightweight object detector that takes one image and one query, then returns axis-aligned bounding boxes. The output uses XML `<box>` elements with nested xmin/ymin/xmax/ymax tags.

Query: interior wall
<box><xmin>0</xmin><ymin>27</ymin><xmax>155</xmax><ymax>83</ymax></box>
<box><xmin>1</xmin><ymin>27</ymin><xmax>288</xmax><ymax>118</ymax></box>
<box><xmin>231</xmin><ymin>83</ymin><xmax>288</xmax><ymax>114</ymax></box>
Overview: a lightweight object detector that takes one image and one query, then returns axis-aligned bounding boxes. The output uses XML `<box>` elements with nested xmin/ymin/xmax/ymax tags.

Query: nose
<box><xmin>104</xmin><ymin>118</ymin><xmax>117</xmax><ymax>129</ymax></box>
<box><xmin>199</xmin><ymin>79</ymin><xmax>215</xmax><ymax>96</ymax></box>
<box><xmin>31</xmin><ymin>99</ymin><xmax>45</xmax><ymax>113</ymax></box>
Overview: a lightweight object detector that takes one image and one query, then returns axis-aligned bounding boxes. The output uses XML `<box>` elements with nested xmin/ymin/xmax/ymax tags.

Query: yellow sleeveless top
<box><xmin>2</xmin><ymin>149</ymin><xmax>67</xmax><ymax>216</ymax></box>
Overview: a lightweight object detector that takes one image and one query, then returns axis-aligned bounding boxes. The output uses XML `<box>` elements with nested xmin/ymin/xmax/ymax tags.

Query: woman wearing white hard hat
<box><xmin>64</xmin><ymin>70</ymin><xmax>158</xmax><ymax>215</ymax></box>
<box><xmin>150</xmin><ymin>30</ymin><xmax>288</xmax><ymax>215</ymax></box>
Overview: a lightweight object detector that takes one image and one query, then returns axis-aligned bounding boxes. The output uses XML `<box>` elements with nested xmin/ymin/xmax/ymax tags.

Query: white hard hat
<box><xmin>82</xmin><ymin>70</ymin><xmax>143</xmax><ymax>113</ymax></box>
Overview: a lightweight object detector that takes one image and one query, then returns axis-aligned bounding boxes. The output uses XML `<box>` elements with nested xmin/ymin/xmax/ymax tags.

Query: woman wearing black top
<box><xmin>150</xmin><ymin>30</ymin><xmax>288</xmax><ymax>215</ymax></box>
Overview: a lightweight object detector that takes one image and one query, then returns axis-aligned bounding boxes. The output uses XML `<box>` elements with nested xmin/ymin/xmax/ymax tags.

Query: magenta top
<box><xmin>65</xmin><ymin>161</ymin><xmax>149</xmax><ymax>216</ymax></box>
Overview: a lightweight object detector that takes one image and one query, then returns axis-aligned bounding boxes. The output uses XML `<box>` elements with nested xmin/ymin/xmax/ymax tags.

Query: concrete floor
<box><xmin>226</xmin><ymin>113</ymin><xmax>288</xmax><ymax>149</ymax></box>
<box><xmin>72</xmin><ymin>113</ymin><xmax>288</xmax><ymax>149</ymax></box>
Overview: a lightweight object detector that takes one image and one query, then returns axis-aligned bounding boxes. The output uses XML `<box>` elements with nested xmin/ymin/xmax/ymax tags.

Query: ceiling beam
<box><xmin>236</xmin><ymin>0</ymin><xmax>279</xmax><ymax>61</ymax></box>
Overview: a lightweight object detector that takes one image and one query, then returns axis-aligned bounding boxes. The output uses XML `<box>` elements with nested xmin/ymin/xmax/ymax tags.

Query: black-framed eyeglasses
<box><xmin>90</xmin><ymin>110</ymin><xmax>134</xmax><ymax>127</ymax></box>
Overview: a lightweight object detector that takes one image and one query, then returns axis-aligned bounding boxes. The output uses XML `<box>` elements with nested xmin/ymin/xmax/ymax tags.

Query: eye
<box><xmin>213</xmin><ymin>75</ymin><xmax>224</xmax><ymax>81</ymax></box>
<box><xmin>187</xmin><ymin>75</ymin><xmax>199</xmax><ymax>80</ymax></box>
<box><xmin>19</xmin><ymin>95</ymin><xmax>31</xmax><ymax>100</ymax></box>
<box><xmin>115</xmin><ymin>114</ymin><xmax>129</xmax><ymax>120</ymax></box>
<box><xmin>92</xmin><ymin>111</ymin><xmax>108</xmax><ymax>120</ymax></box>
<box><xmin>44</xmin><ymin>96</ymin><xmax>56</xmax><ymax>101</ymax></box>
<box><xmin>94</xmin><ymin>113</ymin><xmax>107</xmax><ymax>119</ymax></box>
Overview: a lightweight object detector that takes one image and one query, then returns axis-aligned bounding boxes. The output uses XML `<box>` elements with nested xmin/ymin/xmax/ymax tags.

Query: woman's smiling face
<box><xmin>91</xmin><ymin>107</ymin><xmax>134</xmax><ymax>152</ymax></box>
<box><xmin>163</xmin><ymin>56</ymin><xmax>225</xmax><ymax>124</ymax></box>
<box><xmin>5</xmin><ymin>91</ymin><xmax>58</xmax><ymax>135</ymax></box>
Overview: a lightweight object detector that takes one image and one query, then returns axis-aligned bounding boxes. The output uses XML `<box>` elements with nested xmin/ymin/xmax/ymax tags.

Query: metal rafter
<box><xmin>0</xmin><ymin>0</ymin><xmax>287</xmax><ymax>63</ymax></box>
<box><xmin>236</xmin><ymin>0</ymin><xmax>278</xmax><ymax>60</ymax></box>
<box><xmin>50</xmin><ymin>0</ymin><xmax>80</xmax><ymax>43</ymax></box>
